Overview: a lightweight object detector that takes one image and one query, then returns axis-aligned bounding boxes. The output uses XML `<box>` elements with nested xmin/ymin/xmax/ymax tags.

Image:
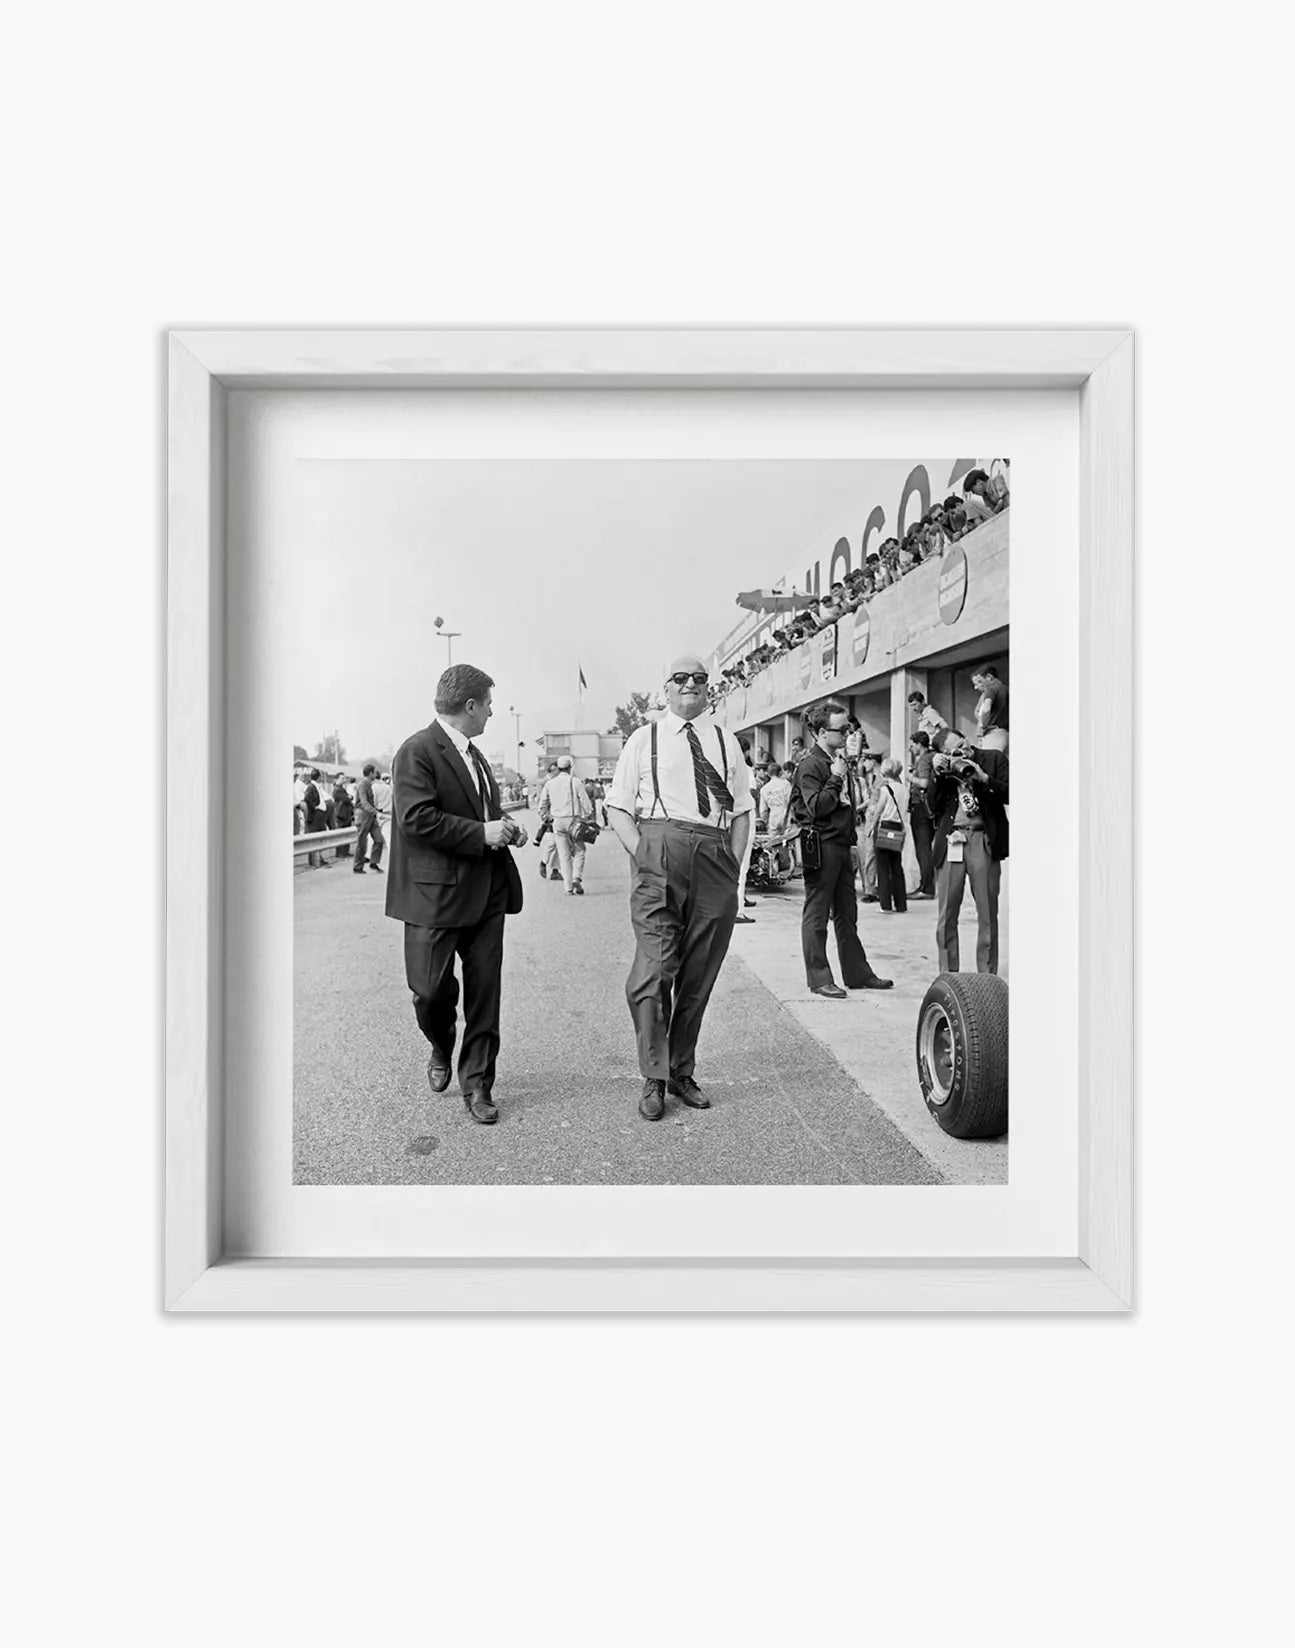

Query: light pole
<box><xmin>508</xmin><ymin>705</ymin><xmax>522</xmax><ymax>768</ymax></box>
<box><xmin>433</xmin><ymin>616</ymin><xmax>461</xmax><ymax>668</ymax></box>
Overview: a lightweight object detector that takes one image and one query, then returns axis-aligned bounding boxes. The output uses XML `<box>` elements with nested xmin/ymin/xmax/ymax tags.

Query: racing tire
<box><xmin>915</xmin><ymin>972</ymin><xmax>1008</xmax><ymax>1139</ymax></box>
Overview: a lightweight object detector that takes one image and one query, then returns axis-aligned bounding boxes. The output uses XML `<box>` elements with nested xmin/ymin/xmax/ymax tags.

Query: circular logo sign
<box><xmin>938</xmin><ymin>545</ymin><xmax>968</xmax><ymax>626</ymax></box>
<box><xmin>852</xmin><ymin>607</ymin><xmax>870</xmax><ymax>667</ymax></box>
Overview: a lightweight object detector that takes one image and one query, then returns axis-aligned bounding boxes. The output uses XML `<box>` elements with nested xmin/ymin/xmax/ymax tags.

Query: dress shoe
<box><xmin>668</xmin><ymin>1074</ymin><xmax>710</xmax><ymax>1109</ymax></box>
<box><xmin>426</xmin><ymin>1044</ymin><xmax>452</xmax><ymax>1093</ymax></box>
<box><xmin>734</xmin><ymin>914</ymin><xmax>756</xmax><ymax>924</ymax></box>
<box><xmin>463</xmin><ymin>1089</ymin><xmax>498</xmax><ymax>1125</ymax></box>
<box><xmin>638</xmin><ymin>1078</ymin><xmax>666</xmax><ymax>1121</ymax></box>
<box><xmin>854</xmin><ymin>975</ymin><xmax>894</xmax><ymax>990</ymax></box>
<box><xmin>743</xmin><ymin>897</ymin><xmax>757</xmax><ymax>907</ymax></box>
<box><xmin>811</xmin><ymin>984</ymin><xmax>848</xmax><ymax>999</ymax></box>
<box><xmin>573</xmin><ymin>881</ymin><xmax>585</xmax><ymax>895</ymax></box>
<box><xmin>539</xmin><ymin>863</ymin><xmax>547</xmax><ymax>878</ymax></box>
<box><xmin>368</xmin><ymin>864</ymin><xmax>383</xmax><ymax>874</ymax></box>
<box><xmin>353</xmin><ymin>866</ymin><xmax>366</xmax><ymax>874</ymax></box>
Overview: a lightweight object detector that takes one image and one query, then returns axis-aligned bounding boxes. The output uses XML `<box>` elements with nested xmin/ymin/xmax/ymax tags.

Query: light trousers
<box><xmin>551</xmin><ymin>820</ymin><xmax>587</xmax><ymax>890</ymax></box>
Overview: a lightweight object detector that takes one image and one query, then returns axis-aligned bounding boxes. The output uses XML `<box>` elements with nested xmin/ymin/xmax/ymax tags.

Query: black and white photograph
<box><xmin>290</xmin><ymin>456</ymin><xmax>1010</xmax><ymax>1185</ymax></box>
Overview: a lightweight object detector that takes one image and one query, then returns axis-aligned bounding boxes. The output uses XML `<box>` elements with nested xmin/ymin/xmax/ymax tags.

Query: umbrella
<box><xmin>735</xmin><ymin>588</ymin><xmax>808</xmax><ymax>614</ymax></box>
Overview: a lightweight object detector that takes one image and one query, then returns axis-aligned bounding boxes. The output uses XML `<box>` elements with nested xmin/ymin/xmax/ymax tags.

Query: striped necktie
<box><xmin>684</xmin><ymin>722</ymin><xmax>734</xmax><ymax>817</ymax></box>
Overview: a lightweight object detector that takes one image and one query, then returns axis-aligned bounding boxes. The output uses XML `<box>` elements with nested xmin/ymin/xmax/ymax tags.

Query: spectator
<box><xmin>930</xmin><ymin>730</ymin><xmax>1009</xmax><ymax>974</ymax></box>
<box><xmin>971</xmin><ymin>664</ymin><xmax>1009</xmax><ymax>752</ymax></box>
<box><xmin>907</xmin><ymin>690</ymin><xmax>948</xmax><ymax>744</ymax></box>
<box><xmin>940</xmin><ymin>496</ymin><xmax>971</xmax><ymax>540</ymax></box>
<box><xmin>962</xmin><ymin>468</ymin><xmax>1007</xmax><ymax>524</ymax></box>
<box><xmin>856</xmin><ymin>749</ymin><xmax>883</xmax><ymax>902</ymax></box>
<box><xmin>302</xmin><ymin>768</ymin><xmax>331</xmax><ymax>869</ymax></box>
<box><xmin>868</xmin><ymin>756</ymin><xmax>909</xmax><ymax>914</ymax></box>
<box><xmin>759</xmin><ymin>763</ymin><xmax>794</xmax><ymax>836</ymax></box>
<box><xmin>541</xmin><ymin>755</ymin><xmax>594</xmax><ymax>895</ymax></box>
<box><xmin>352</xmin><ymin>762</ymin><xmax>385</xmax><ymax>875</ymax></box>
<box><xmin>332</xmin><ymin>774</ymin><xmax>354</xmax><ymax>858</ymax></box>
<box><xmin>734</xmin><ymin>737</ymin><xmax>758</xmax><ymax>920</ymax></box>
<box><xmin>964</xmin><ymin>465</ymin><xmax>1009</xmax><ymax>514</ymax></box>
<box><xmin>586</xmin><ymin>774</ymin><xmax>609</xmax><ymax>827</ymax></box>
<box><xmin>789</xmin><ymin>736</ymin><xmax>809</xmax><ymax>767</ymax></box>
<box><xmin>906</xmin><ymin>731</ymin><xmax>936</xmax><ymax>899</ymax></box>
<box><xmin>535</xmin><ymin>760</ymin><xmax>563</xmax><ymax>881</ymax></box>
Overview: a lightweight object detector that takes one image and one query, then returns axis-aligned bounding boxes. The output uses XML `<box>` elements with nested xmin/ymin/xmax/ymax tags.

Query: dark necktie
<box><xmin>684</xmin><ymin>722</ymin><xmax>734</xmax><ymax>817</ymax></box>
<box><xmin>465</xmin><ymin>742</ymin><xmax>494</xmax><ymax>819</ymax></box>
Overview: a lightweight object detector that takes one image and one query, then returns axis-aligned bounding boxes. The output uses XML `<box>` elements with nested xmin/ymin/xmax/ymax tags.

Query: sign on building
<box><xmin>938</xmin><ymin>544</ymin><xmax>969</xmax><ymax>625</ymax></box>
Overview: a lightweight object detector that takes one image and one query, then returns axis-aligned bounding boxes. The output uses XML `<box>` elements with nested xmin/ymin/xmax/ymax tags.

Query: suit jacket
<box><xmin>384</xmin><ymin>722</ymin><xmax>524</xmax><ymax>928</ymax></box>
<box><xmin>930</xmin><ymin>749</ymin><xmax>1009</xmax><ymax>868</ymax></box>
<box><xmin>791</xmin><ymin>744</ymin><xmax>857</xmax><ymax>845</ymax></box>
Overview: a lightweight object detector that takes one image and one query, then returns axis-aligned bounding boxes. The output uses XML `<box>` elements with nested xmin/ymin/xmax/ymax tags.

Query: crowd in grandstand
<box><xmin>708</xmin><ymin>467</ymin><xmax>1008</xmax><ymax>710</ymax></box>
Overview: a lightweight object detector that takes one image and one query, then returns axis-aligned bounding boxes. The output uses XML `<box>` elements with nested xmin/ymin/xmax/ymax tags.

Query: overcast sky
<box><xmin>287</xmin><ymin>459</ymin><xmax>939</xmax><ymax>768</ymax></box>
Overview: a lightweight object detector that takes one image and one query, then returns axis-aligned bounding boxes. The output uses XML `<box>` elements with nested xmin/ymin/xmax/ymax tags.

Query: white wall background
<box><xmin>5</xmin><ymin>3</ymin><xmax>1286</xmax><ymax>1644</ymax></box>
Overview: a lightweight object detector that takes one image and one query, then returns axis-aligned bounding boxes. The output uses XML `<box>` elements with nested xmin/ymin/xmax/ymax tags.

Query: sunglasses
<box><xmin>669</xmin><ymin>671</ymin><xmax>709</xmax><ymax>686</ymax></box>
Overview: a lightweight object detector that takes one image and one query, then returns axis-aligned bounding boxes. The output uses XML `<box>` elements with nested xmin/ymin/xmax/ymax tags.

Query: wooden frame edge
<box><xmin>1079</xmin><ymin>334</ymin><xmax>1136</xmax><ymax>1310</ymax></box>
<box><xmin>168</xmin><ymin>1257</ymin><xmax>1130</xmax><ymax>1314</ymax></box>
<box><xmin>165</xmin><ymin>338</ymin><xmax>226</xmax><ymax>1307</ymax></box>
<box><xmin>164</xmin><ymin>327</ymin><xmax>1136</xmax><ymax>1314</ymax></box>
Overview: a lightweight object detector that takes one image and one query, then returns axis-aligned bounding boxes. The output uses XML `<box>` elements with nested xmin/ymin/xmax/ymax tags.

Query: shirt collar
<box><xmin>434</xmin><ymin>715</ymin><xmax>473</xmax><ymax>756</ymax></box>
<box><xmin>662</xmin><ymin>708</ymin><xmax>714</xmax><ymax>736</ymax></box>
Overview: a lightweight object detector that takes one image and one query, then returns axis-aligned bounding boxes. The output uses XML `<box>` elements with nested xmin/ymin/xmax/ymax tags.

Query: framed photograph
<box><xmin>166</xmin><ymin>328</ymin><xmax>1132</xmax><ymax>1312</ymax></box>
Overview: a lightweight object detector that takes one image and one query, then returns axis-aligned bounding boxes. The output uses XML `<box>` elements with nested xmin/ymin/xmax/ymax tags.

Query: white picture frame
<box><xmin>166</xmin><ymin>328</ymin><xmax>1133</xmax><ymax>1313</ymax></box>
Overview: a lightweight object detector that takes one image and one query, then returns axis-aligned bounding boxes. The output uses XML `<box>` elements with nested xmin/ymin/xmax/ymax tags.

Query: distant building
<box><xmin>537</xmin><ymin>728</ymin><xmax>623</xmax><ymax>782</ymax></box>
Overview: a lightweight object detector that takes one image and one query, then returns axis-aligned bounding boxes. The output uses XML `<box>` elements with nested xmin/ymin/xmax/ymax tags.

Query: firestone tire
<box><xmin>915</xmin><ymin>972</ymin><xmax>1008</xmax><ymax>1140</ymax></box>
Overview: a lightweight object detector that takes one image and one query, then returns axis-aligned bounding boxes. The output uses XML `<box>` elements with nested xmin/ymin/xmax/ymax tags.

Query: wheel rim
<box><xmin>919</xmin><ymin>1002</ymin><xmax>956</xmax><ymax>1105</ymax></box>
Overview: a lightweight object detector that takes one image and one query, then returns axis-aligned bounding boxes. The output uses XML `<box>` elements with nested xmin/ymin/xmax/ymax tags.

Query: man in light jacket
<box><xmin>541</xmin><ymin>756</ymin><xmax>594</xmax><ymax>895</ymax></box>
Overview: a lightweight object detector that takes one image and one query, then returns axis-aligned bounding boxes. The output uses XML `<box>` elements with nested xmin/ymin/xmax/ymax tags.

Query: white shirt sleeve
<box><xmin>606</xmin><ymin>728</ymin><xmax>646</xmax><ymax>816</ymax></box>
<box><xmin>727</xmin><ymin>740</ymin><xmax>755</xmax><ymax>817</ymax></box>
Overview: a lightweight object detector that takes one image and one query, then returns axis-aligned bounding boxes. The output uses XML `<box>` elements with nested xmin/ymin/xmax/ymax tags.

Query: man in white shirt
<box><xmin>907</xmin><ymin>690</ymin><xmax>949</xmax><ymax>745</ymax></box>
<box><xmin>607</xmin><ymin>654</ymin><xmax>755</xmax><ymax>1121</ymax></box>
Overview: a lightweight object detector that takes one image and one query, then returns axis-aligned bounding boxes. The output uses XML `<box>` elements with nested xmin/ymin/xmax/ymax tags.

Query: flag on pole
<box><xmin>578</xmin><ymin>663</ymin><xmax>588</xmax><ymax>691</ymax></box>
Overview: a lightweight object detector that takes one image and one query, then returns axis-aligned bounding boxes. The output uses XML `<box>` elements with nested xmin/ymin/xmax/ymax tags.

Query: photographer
<box><xmin>541</xmin><ymin>755</ymin><xmax>594</xmax><ymax>896</ymax></box>
<box><xmin>790</xmin><ymin>700</ymin><xmax>893</xmax><ymax>1000</ymax></box>
<box><xmin>929</xmin><ymin>730</ymin><xmax>1009</xmax><ymax>975</ymax></box>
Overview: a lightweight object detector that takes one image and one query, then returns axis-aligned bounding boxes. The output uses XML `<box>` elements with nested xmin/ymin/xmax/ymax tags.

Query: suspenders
<box><xmin>647</xmin><ymin>721</ymin><xmax>731</xmax><ymax>825</ymax></box>
<box><xmin>649</xmin><ymin>721</ymin><xmax>667</xmax><ymax>818</ymax></box>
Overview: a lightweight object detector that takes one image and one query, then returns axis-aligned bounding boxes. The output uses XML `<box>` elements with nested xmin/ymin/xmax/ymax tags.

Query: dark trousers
<box><xmin>875</xmin><ymin>845</ymin><xmax>907</xmax><ymax>912</ymax></box>
<box><xmin>354</xmin><ymin>812</ymin><xmax>385</xmax><ymax>868</ymax></box>
<box><xmin>402</xmin><ymin>862</ymin><xmax>510</xmax><ymax>1095</ymax></box>
<box><xmin>935</xmin><ymin>831</ymin><xmax>1001</xmax><ymax>974</ymax></box>
<box><xmin>909</xmin><ymin>808</ymin><xmax>935</xmax><ymax>894</ymax></box>
<box><xmin>802</xmin><ymin>839</ymin><xmax>879</xmax><ymax>990</ymax></box>
<box><xmin>626</xmin><ymin>820</ymin><xmax>739</xmax><ymax>1081</ymax></box>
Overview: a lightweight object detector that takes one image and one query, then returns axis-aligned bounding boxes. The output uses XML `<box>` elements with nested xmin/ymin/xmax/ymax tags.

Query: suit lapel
<box><xmin>432</xmin><ymin>725</ymin><xmax>485</xmax><ymax>820</ymax></box>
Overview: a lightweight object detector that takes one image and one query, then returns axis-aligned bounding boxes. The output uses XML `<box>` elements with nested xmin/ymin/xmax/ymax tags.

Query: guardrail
<box><xmin>294</xmin><ymin>827</ymin><xmax>358</xmax><ymax>860</ymax></box>
<box><xmin>294</xmin><ymin>802</ymin><xmax>529</xmax><ymax>864</ymax></box>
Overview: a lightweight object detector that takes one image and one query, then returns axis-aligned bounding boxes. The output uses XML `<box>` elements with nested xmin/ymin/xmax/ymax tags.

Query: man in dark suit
<box><xmin>929</xmin><ymin>730</ymin><xmax>1009</xmax><ymax>974</ymax></box>
<box><xmin>386</xmin><ymin>664</ymin><xmax>527</xmax><ymax>1126</ymax></box>
<box><xmin>790</xmin><ymin>700</ymin><xmax>893</xmax><ymax>1000</ymax></box>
